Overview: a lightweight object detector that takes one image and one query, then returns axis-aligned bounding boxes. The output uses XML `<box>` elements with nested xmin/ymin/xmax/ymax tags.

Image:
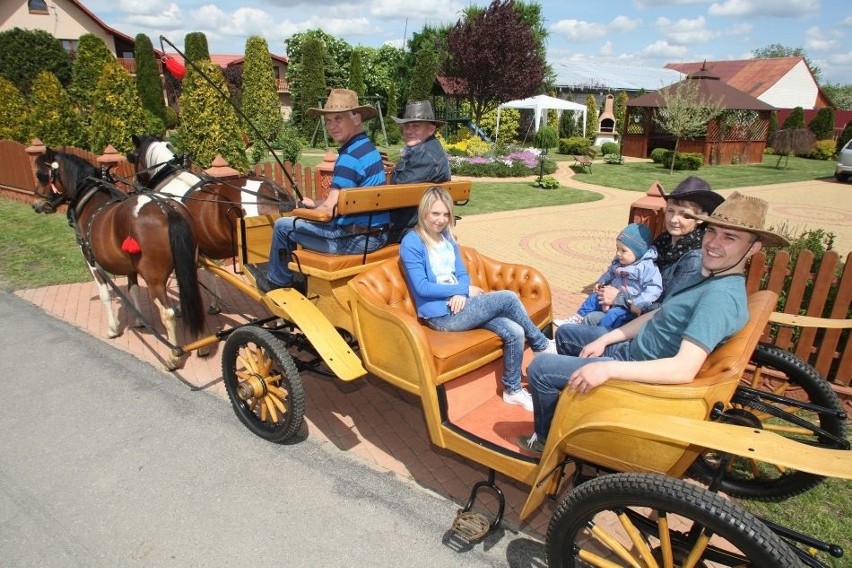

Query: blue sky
<box><xmin>86</xmin><ymin>0</ymin><xmax>852</xmax><ymax>83</ymax></box>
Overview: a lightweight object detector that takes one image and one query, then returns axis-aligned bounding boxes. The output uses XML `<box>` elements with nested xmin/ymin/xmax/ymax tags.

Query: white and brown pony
<box><xmin>32</xmin><ymin>149</ymin><xmax>206</xmax><ymax>370</ymax></box>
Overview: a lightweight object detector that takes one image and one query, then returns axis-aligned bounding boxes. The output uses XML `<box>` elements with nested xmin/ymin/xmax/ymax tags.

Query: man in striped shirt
<box><xmin>264</xmin><ymin>89</ymin><xmax>386</xmax><ymax>292</ymax></box>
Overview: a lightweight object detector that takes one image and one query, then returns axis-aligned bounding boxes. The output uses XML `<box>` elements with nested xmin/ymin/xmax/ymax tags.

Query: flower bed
<box><xmin>447</xmin><ymin>147</ymin><xmax>557</xmax><ymax>177</ymax></box>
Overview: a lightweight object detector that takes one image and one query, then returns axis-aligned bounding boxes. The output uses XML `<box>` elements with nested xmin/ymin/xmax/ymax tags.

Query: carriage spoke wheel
<box><xmin>690</xmin><ymin>343</ymin><xmax>847</xmax><ymax>500</ymax></box>
<box><xmin>546</xmin><ymin>473</ymin><xmax>804</xmax><ymax>568</ymax></box>
<box><xmin>222</xmin><ymin>327</ymin><xmax>305</xmax><ymax>443</ymax></box>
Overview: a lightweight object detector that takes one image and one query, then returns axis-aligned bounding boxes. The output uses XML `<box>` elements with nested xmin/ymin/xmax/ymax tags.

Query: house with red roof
<box><xmin>666</xmin><ymin>57</ymin><xmax>850</xmax><ymax>136</ymax></box>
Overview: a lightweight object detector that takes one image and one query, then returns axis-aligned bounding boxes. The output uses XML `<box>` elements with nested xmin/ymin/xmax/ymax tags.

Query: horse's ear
<box><xmin>127</xmin><ymin>151</ymin><xmax>138</xmax><ymax>162</ymax></box>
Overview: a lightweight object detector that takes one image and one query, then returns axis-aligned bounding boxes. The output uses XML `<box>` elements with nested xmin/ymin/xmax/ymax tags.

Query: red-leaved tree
<box><xmin>445</xmin><ymin>0</ymin><xmax>546</xmax><ymax>129</ymax></box>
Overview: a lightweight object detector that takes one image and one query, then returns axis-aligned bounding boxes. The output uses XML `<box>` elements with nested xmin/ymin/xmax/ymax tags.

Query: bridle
<box><xmin>33</xmin><ymin>160</ymin><xmax>67</xmax><ymax>213</ymax></box>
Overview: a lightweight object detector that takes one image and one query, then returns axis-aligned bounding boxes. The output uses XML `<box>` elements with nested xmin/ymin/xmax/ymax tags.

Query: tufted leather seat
<box><xmin>349</xmin><ymin>246</ymin><xmax>552</xmax><ymax>390</ymax></box>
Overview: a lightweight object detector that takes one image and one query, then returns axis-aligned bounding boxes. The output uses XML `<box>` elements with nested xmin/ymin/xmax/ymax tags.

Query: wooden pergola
<box><xmin>623</xmin><ymin>69</ymin><xmax>777</xmax><ymax>165</ymax></box>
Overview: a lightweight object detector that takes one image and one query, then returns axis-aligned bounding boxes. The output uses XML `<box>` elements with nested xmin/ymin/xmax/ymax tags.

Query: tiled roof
<box><xmin>627</xmin><ymin>70</ymin><xmax>776</xmax><ymax>111</ymax></box>
<box><xmin>665</xmin><ymin>57</ymin><xmax>805</xmax><ymax>99</ymax></box>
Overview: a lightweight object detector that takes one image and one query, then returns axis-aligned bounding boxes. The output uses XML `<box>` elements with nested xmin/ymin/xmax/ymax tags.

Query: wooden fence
<box><xmin>2</xmin><ymin>139</ymin><xmax>849</xmax><ymax>388</ymax></box>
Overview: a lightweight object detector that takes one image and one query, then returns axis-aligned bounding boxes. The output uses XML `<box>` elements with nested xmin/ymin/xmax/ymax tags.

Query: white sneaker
<box><xmin>554</xmin><ymin>314</ymin><xmax>583</xmax><ymax>328</ymax></box>
<box><xmin>503</xmin><ymin>387</ymin><xmax>534</xmax><ymax>412</ymax></box>
<box><xmin>537</xmin><ymin>339</ymin><xmax>558</xmax><ymax>355</ymax></box>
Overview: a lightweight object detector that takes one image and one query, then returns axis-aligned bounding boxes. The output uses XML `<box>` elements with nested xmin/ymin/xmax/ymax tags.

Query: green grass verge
<box><xmin>0</xmin><ymin>198</ymin><xmax>90</xmax><ymax>290</ymax></box>
<box><xmin>740</xmin><ymin>477</ymin><xmax>851</xmax><ymax>567</ymax></box>
<box><xmin>565</xmin><ymin>154</ymin><xmax>836</xmax><ymax>192</ymax></box>
<box><xmin>461</xmin><ymin>181</ymin><xmax>602</xmax><ymax>215</ymax></box>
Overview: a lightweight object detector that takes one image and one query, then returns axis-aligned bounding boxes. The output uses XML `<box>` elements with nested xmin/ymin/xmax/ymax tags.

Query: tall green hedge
<box><xmin>87</xmin><ymin>62</ymin><xmax>147</xmax><ymax>153</ymax></box>
<box><xmin>242</xmin><ymin>36</ymin><xmax>285</xmax><ymax>162</ymax></box>
<box><xmin>0</xmin><ymin>77</ymin><xmax>30</xmax><ymax>142</ymax></box>
<box><xmin>184</xmin><ymin>32</ymin><xmax>210</xmax><ymax>63</ymax></box>
<box><xmin>27</xmin><ymin>71</ymin><xmax>82</xmax><ymax>148</ymax></box>
<box><xmin>0</xmin><ymin>28</ymin><xmax>71</xmax><ymax>95</ymax></box>
<box><xmin>297</xmin><ymin>37</ymin><xmax>328</xmax><ymax>140</ymax></box>
<box><xmin>135</xmin><ymin>33</ymin><xmax>168</xmax><ymax>128</ymax></box>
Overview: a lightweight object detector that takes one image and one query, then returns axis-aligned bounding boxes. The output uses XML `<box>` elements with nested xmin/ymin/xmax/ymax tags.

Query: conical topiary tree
<box><xmin>585</xmin><ymin>94</ymin><xmax>598</xmax><ymax>141</ymax></box>
<box><xmin>242</xmin><ymin>36</ymin><xmax>285</xmax><ymax>163</ymax></box>
<box><xmin>297</xmin><ymin>37</ymin><xmax>328</xmax><ymax>141</ymax></box>
<box><xmin>348</xmin><ymin>49</ymin><xmax>365</xmax><ymax>96</ymax></box>
<box><xmin>808</xmin><ymin>107</ymin><xmax>835</xmax><ymax>141</ymax></box>
<box><xmin>781</xmin><ymin>106</ymin><xmax>805</xmax><ymax>130</ymax></box>
<box><xmin>134</xmin><ymin>33</ymin><xmax>168</xmax><ymax>129</ymax></box>
<box><xmin>0</xmin><ymin>28</ymin><xmax>71</xmax><ymax>95</ymax></box>
<box><xmin>184</xmin><ymin>32</ymin><xmax>210</xmax><ymax>63</ymax></box>
<box><xmin>408</xmin><ymin>43</ymin><xmax>439</xmax><ymax>102</ymax></box>
<box><xmin>178</xmin><ymin>59</ymin><xmax>248</xmax><ymax>170</ymax></box>
<box><xmin>87</xmin><ymin>62</ymin><xmax>148</xmax><ymax>153</ymax></box>
<box><xmin>27</xmin><ymin>71</ymin><xmax>82</xmax><ymax>147</ymax></box>
<box><xmin>70</xmin><ymin>34</ymin><xmax>115</xmax><ymax>112</ymax></box>
<box><xmin>0</xmin><ymin>76</ymin><xmax>30</xmax><ymax>142</ymax></box>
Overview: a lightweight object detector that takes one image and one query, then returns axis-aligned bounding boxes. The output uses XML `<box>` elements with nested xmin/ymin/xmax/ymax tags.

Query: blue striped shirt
<box><xmin>333</xmin><ymin>132</ymin><xmax>387</xmax><ymax>227</ymax></box>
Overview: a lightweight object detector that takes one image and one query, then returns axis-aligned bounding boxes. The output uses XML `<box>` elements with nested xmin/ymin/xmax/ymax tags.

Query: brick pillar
<box><xmin>204</xmin><ymin>155</ymin><xmax>241</xmax><ymax>180</ymax></box>
<box><xmin>628</xmin><ymin>181</ymin><xmax>666</xmax><ymax>238</ymax></box>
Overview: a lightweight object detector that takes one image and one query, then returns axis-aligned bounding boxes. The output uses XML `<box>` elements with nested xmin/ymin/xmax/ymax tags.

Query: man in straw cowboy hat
<box><xmin>518</xmin><ymin>192</ymin><xmax>789</xmax><ymax>455</ymax></box>
<box><xmin>263</xmin><ymin>88</ymin><xmax>387</xmax><ymax>292</ymax></box>
<box><xmin>390</xmin><ymin>100</ymin><xmax>451</xmax><ymax>185</ymax></box>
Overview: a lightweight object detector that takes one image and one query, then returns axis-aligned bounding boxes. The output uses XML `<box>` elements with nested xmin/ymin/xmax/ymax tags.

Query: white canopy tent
<box><xmin>496</xmin><ymin>94</ymin><xmax>587</xmax><ymax>142</ymax></box>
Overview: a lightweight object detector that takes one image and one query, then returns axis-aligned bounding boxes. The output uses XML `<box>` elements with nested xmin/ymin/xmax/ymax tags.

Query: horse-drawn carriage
<box><xmin>31</xmin><ymin>144</ymin><xmax>852</xmax><ymax>567</ymax></box>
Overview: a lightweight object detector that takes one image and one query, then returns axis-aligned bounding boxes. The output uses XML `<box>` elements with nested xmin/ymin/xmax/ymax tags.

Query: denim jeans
<box><xmin>267</xmin><ymin>216</ymin><xmax>388</xmax><ymax>286</ymax></box>
<box><xmin>426</xmin><ymin>290</ymin><xmax>549</xmax><ymax>393</ymax></box>
<box><xmin>528</xmin><ymin>324</ymin><xmax>634</xmax><ymax>439</ymax></box>
<box><xmin>577</xmin><ymin>294</ymin><xmax>633</xmax><ymax>329</ymax></box>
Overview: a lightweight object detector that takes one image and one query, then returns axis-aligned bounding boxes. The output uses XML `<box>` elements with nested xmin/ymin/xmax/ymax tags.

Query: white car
<box><xmin>836</xmin><ymin>138</ymin><xmax>852</xmax><ymax>182</ymax></box>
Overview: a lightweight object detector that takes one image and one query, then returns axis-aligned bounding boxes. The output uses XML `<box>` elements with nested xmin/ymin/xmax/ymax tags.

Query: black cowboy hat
<box><xmin>660</xmin><ymin>176</ymin><xmax>725</xmax><ymax>215</ymax></box>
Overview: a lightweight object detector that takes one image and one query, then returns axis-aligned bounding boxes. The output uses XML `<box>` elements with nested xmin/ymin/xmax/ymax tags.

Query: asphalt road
<box><xmin>0</xmin><ymin>291</ymin><xmax>546</xmax><ymax>567</ymax></box>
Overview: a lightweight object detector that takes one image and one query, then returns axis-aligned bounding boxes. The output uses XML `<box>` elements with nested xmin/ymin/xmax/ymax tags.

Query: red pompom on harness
<box><xmin>162</xmin><ymin>56</ymin><xmax>186</xmax><ymax>80</ymax></box>
<box><xmin>121</xmin><ymin>236</ymin><xmax>142</xmax><ymax>254</ymax></box>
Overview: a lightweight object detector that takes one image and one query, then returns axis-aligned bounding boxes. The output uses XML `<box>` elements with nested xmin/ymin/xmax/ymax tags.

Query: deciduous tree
<box><xmin>445</xmin><ymin>0</ymin><xmax>546</xmax><ymax>128</ymax></box>
<box><xmin>653</xmin><ymin>77</ymin><xmax>724</xmax><ymax>174</ymax></box>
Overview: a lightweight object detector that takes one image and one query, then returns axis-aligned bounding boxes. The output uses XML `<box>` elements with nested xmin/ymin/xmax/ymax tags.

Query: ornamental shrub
<box><xmin>0</xmin><ymin>77</ymin><xmax>29</xmax><ymax>142</ymax></box>
<box><xmin>809</xmin><ymin>139</ymin><xmax>836</xmax><ymax>160</ymax></box>
<box><xmin>600</xmin><ymin>141</ymin><xmax>619</xmax><ymax>156</ymax></box>
<box><xmin>558</xmin><ymin>136</ymin><xmax>590</xmax><ymax>155</ymax></box>
<box><xmin>537</xmin><ymin>175</ymin><xmax>560</xmax><ymax>189</ymax></box>
<box><xmin>27</xmin><ymin>71</ymin><xmax>83</xmax><ymax>147</ymax></box>
<box><xmin>808</xmin><ymin>107</ymin><xmax>835</xmax><ymax>141</ymax></box>
<box><xmin>87</xmin><ymin>62</ymin><xmax>148</xmax><ymax>153</ymax></box>
<box><xmin>272</xmin><ymin>124</ymin><xmax>305</xmax><ymax>165</ymax></box>
<box><xmin>534</xmin><ymin>125</ymin><xmax>559</xmax><ymax>151</ymax></box>
<box><xmin>650</xmin><ymin>147</ymin><xmax>668</xmax><ymax>163</ymax></box>
<box><xmin>661</xmin><ymin>151</ymin><xmax>703</xmax><ymax>171</ymax></box>
<box><xmin>603</xmin><ymin>153</ymin><xmax>623</xmax><ymax>164</ymax></box>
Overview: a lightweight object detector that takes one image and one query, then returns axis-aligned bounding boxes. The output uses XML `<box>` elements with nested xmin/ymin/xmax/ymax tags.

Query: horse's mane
<box><xmin>42</xmin><ymin>151</ymin><xmax>99</xmax><ymax>189</ymax></box>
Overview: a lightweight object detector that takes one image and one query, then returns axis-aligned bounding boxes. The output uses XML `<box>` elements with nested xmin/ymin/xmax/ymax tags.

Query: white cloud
<box><xmin>550</xmin><ymin>19</ymin><xmax>609</xmax><ymax>42</ymax></box>
<box><xmin>804</xmin><ymin>27</ymin><xmax>838</xmax><ymax>52</ymax></box>
<box><xmin>841</xmin><ymin>17</ymin><xmax>852</xmax><ymax>26</ymax></box>
<box><xmin>609</xmin><ymin>15</ymin><xmax>641</xmax><ymax>32</ymax></box>
<box><xmin>655</xmin><ymin>15</ymin><xmax>716</xmax><ymax>44</ymax></box>
<box><xmin>369</xmin><ymin>0</ymin><xmax>462</xmax><ymax>23</ymax></box>
<box><xmin>641</xmin><ymin>40</ymin><xmax>688</xmax><ymax>58</ymax></box>
<box><xmin>708</xmin><ymin>0</ymin><xmax>820</xmax><ymax>18</ymax></box>
<box><xmin>121</xmin><ymin>3</ymin><xmax>183</xmax><ymax>29</ymax></box>
<box><xmin>635</xmin><ymin>0</ymin><xmax>709</xmax><ymax>7</ymax></box>
<box><xmin>828</xmin><ymin>52</ymin><xmax>852</xmax><ymax>65</ymax></box>
<box><xmin>600</xmin><ymin>40</ymin><xmax>613</xmax><ymax>56</ymax></box>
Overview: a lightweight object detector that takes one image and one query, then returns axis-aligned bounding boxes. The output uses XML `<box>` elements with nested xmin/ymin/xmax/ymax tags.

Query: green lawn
<box><xmin>564</xmin><ymin>154</ymin><xmax>836</xmax><ymax>192</ymax></box>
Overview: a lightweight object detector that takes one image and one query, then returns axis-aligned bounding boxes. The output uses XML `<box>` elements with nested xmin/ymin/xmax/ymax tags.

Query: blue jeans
<box><xmin>528</xmin><ymin>324</ymin><xmax>634</xmax><ymax>439</ymax></box>
<box><xmin>267</xmin><ymin>216</ymin><xmax>388</xmax><ymax>286</ymax></box>
<box><xmin>426</xmin><ymin>290</ymin><xmax>550</xmax><ymax>393</ymax></box>
<box><xmin>577</xmin><ymin>294</ymin><xmax>633</xmax><ymax>329</ymax></box>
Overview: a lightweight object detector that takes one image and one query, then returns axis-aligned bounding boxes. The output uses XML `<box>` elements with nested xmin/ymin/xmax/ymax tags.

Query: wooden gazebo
<box><xmin>623</xmin><ymin>68</ymin><xmax>776</xmax><ymax>165</ymax></box>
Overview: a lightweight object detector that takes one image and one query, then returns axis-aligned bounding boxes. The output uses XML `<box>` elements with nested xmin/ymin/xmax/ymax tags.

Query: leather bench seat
<box><xmin>289</xmin><ymin>244</ymin><xmax>400</xmax><ymax>274</ymax></box>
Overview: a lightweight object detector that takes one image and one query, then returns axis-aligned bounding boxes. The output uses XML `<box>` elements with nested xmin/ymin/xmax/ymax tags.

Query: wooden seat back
<box><xmin>548</xmin><ymin>290</ymin><xmax>779</xmax><ymax>477</ymax></box>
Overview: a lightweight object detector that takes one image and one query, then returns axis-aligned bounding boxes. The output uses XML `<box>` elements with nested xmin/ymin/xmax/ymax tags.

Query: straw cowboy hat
<box><xmin>392</xmin><ymin>100</ymin><xmax>446</xmax><ymax>126</ymax></box>
<box><xmin>686</xmin><ymin>191</ymin><xmax>789</xmax><ymax>247</ymax></box>
<box><xmin>308</xmin><ymin>88</ymin><xmax>377</xmax><ymax>121</ymax></box>
<box><xmin>660</xmin><ymin>175</ymin><xmax>724</xmax><ymax>214</ymax></box>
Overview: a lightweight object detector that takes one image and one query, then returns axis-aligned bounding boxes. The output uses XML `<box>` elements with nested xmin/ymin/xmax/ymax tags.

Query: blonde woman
<box><xmin>399</xmin><ymin>186</ymin><xmax>556</xmax><ymax>412</ymax></box>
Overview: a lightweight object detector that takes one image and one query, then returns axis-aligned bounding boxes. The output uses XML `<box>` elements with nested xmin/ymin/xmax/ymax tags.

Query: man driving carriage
<box><xmin>261</xmin><ymin>89</ymin><xmax>387</xmax><ymax>292</ymax></box>
<box><xmin>518</xmin><ymin>192</ymin><xmax>789</xmax><ymax>455</ymax></box>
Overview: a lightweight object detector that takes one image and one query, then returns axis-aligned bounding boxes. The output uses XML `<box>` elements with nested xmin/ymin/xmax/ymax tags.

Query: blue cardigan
<box><xmin>400</xmin><ymin>231</ymin><xmax>470</xmax><ymax>319</ymax></box>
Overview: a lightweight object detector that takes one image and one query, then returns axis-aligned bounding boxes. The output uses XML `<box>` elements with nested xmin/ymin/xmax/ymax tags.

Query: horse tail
<box><xmin>165</xmin><ymin>204</ymin><xmax>205</xmax><ymax>337</ymax></box>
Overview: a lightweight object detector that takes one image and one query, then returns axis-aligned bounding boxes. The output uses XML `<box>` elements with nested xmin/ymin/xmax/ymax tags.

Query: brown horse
<box><xmin>32</xmin><ymin>149</ymin><xmax>206</xmax><ymax>370</ymax></box>
<box><xmin>128</xmin><ymin>134</ymin><xmax>296</xmax><ymax>260</ymax></box>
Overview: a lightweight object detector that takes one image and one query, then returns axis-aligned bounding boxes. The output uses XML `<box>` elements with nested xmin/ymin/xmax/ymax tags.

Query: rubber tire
<box><xmin>546</xmin><ymin>473</ymin><xmax>804</xmax><ymax>568</ymax></box>
<box><xmin>835</xmin><ymin>173</ymin><xmax>849</xmax><ymax>182</ymax></box>
<box><xmin>221</xmin><ymin>327</ymin><xmax>305</xmax><ymax>443</ymax></box>
<box><xmin>690</xmin><ymin>343</ymin><xmax>846</xmax><ymax>501</ymax></box>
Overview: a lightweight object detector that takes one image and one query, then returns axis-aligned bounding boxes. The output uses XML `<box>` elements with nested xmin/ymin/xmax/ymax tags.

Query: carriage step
<box><xmin>450</xmin><ymin>510</ymin><xmax>491</xmax><ymax>543</ymax></box>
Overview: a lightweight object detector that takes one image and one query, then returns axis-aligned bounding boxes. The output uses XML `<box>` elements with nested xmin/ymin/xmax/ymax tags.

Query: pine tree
<box><xmin>614</xmin><ymin>91</ymin><xmax>628</xmax><ymax>133</ymax></box>
<box><xmin>0</xmin><ymin>77</ymin><xmax>30</xmax><ymax>142</ymax></box>
<box><xmin>242</xmin><ymin>36</ymin><xmax>285</xmax><ymax>162</ymax></box>
<box><xmin>178</xmin><ymin>60</ymin><xmax>248</xmax><ymax>170</ymax></box>
<box><xmin>27</xmin><ymin>71</ymin><xmax>82</xmax><ymax>147</ymax></box>
<box><xmin>134</xmin><ymin>34</ymin><xmax>168</xmax><ymax>128</ymax></box>
<box><xmin>184</xmin><ymin>32</ymin><xmax>210</xmax><ymax>63</ymax></box>
<box><xmin>297</xmin><ymin>37</ymin><xmax>328</xmax><ymax>141</ymax></box>
<box><xmin>87</xmin><ymin>62</ymin><xmax>148</xmax><ymax>153</ymax></box>
<box><xmin>348</xmin><ymin>49</ymin><xmax>365</xmax><ymax>96</ymax></box>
